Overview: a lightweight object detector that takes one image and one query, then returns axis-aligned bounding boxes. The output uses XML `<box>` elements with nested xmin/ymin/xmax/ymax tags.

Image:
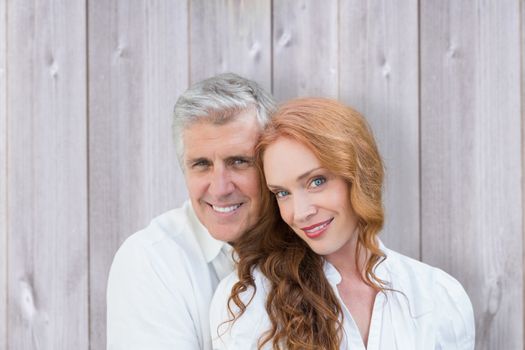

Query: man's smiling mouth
<box><xmin>211</xmin><ymin>203</ymin><xmax>242</xmax><ymax>213</ymax></box>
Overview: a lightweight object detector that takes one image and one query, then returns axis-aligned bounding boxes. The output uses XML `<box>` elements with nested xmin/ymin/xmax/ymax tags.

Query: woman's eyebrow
<box><xmin>296</xmin><ymin>167</ymin><xmax>324</xmax><ymax>182</ymax></box>
<box><xmin>266</xmin><ymin>184</ymin><xmax>286</xmax><ymax>191</ymax></box>
<box><xmin>266</xmin><ymin>167</ymin><xmax>324</xmax><ymax>189</ymax></box>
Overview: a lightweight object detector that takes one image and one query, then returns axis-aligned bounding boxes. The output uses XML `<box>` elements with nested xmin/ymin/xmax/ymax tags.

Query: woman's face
<box><xmin>263</xmin><ymin>137</ymin><xmax>359</xmax><ymax>259</ymax></box>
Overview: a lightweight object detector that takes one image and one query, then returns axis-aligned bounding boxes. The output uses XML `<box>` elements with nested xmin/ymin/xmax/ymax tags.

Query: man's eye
<box><xmin>230</xmin><ymin>158</ymin><xmax>252</xmax><ymax>168</ymax></box>
<box><xmin>192</xmin><ymin>160</ymin><xmax>210</xmax><ymax>169</ymax></box>
<box><xmin>310</xmin><ymin>177</ymin><xmax>326</xmax><ymax>188</ymax></box>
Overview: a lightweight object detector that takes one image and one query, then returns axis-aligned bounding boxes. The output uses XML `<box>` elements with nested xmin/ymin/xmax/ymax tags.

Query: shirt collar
<box><xmin>323</xmin><ymin>239</ymin><xmax>388</xmax><ymax>286</ymax></box>
<box><xmin>186</xmin><ymin>200</ymin><xmax>232</xmax><ymax>263</ymax></box>
<box><xmin>323</xmin><ymin>239</ymin><xmax>433</xmax><ymax>317</ymax></box>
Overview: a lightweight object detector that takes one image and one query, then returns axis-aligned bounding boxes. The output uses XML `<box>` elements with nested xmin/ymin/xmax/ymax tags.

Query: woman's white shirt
<box><xmin>209</xmin><ymin>246</ymin><xmax>475</xmax><ymax>350</ymax></box>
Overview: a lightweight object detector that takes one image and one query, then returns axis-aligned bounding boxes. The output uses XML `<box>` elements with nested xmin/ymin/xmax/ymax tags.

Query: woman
<box><xmin>210</xmin><ymin>98</ymin><xmax>475</xmax><ymax>350</ymax></box>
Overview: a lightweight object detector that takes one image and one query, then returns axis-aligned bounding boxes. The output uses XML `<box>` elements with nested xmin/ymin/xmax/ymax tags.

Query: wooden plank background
<box><xmin>2</xmin><ymin>1</ymin><xmax>523</xmax><ymax>349</ymax></box>
<box><xmin>190</xmin><ymin>0</ymin><xmax>272</xmax><ymax>91</ymax></box>
<box><xmin>273</xmin><ymin>0</ymin><xmax>339</xmax><ymax>100</ymax></box>
<box><xmin>6</xmin><ymin>1</ymin><xmax>89</xmax><ymax>349</ymax></box>
<box><xmin>338</xmin><ymin>1</ymin><xmax>420</xmax><ymax>258</ymax></box>
<box><xmin>0</xmin><ymin>0</ymin><xmax>6</xmax><ymax>348</ymax></box>
<box><xmin>420</xmin><ymin>1</ymin><xmax>523</xmax><ymax>349</ymax></box>
<box><xmin>87</xmin><ymin>2</ymin><xmax>189</xmax><ymax>349</ymax></box>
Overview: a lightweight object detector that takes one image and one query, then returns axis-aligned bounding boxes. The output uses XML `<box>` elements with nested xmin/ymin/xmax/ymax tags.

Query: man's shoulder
<box><xmin>126</xmin><ymin>201</ymin><xmax>196</xmax><ymax>245</ymax></box>
<box><xmin>141</xmin><ymin>201</ymin><xmax>194</xmax><ymax>239</ymax></box>
<box><xmin>108</xmin><ymin>202</ymin><xmax>212</xmax><ymax>293</ymax></box>
<box><xmin>114</xmin><ymin>201</ymin><xmax>203</xmax><ymax>266</ymax></box>
<box><xmin>107</xmin><ymin>206</ymin><xmax>214</xmax><ymax>350</ymax></box>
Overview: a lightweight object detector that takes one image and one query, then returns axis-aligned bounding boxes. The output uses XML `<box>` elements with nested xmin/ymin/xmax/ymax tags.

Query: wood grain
<box><xmin>88</xmin><ymin>1</ymin><xmax>189</xmax><ymax>348</ymax></box>
<box><xmin>339</xmin><ymin>0</ymin><xmax>420</xmax><ymax>259</ymax></box>
<box><xmin>272</xmin><ymin>0</ymin><xmax>338</xmax><ymax>101</ymax></box>
<box><xmin>6</xmin><ymin>1</ymin><xmax>88</xmax><ymax>349</ymax></box>
<box><xmin>420</xmin><ymin>1</ymin><xmax>522</xmax><ymax>349</ymax></box>
<box><xmin>0</xmin><ymin>2</ymin><xmax>523</xmax><ymax>348</ymax></box>
<box><xmin>0</xmin><ymin>0</ymin><xmax>6</xmax><ymax>347</ymax></box>
<box><xmin>522</xmin><ymin>0</ymin><xmax>525</xmax><ymax>347</ymax></box>
<box><xmin>190</xmin><ymin>0</ymin><xmax>272</xmax><ymax>91</ymax></box>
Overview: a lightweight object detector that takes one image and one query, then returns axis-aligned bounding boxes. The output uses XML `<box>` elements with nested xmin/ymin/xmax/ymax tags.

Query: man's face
<box><xmin>182</xmin><ymin>109</ymin><xmax>261</xmax><ymax>242</ymax></box>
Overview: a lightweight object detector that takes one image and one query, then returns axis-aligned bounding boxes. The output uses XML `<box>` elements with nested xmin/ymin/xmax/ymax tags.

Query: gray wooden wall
<box><xmin>1</xmin><ymin>1</ymin><xmax>522</xmax><ymax>349</ymax></box>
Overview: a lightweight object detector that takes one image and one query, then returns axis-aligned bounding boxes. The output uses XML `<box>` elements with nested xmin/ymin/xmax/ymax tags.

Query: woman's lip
<box><xmin>300</xmin><ymin>218</ymin><xmax>333</xmax><ymax>231</ymax></box>
<box><xmin>301</xmin><ymin>218</ymin><xmax>334</xmax><ymax>238</ymax></box>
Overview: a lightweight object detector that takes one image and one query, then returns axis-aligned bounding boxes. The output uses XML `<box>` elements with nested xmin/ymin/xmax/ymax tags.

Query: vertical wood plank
<box><xmin>339</xmin><ymin>1</ymin><xmax>419</xmax><ymax>258</ymax></box>
<box><xmin>7</xmin><ymin>1</ymin><xmax>88</xmax><ymax>349</ymax></box>
<box><xmin>190</xmin><ymin>0</ymin><xmax>272</xmax><ymax>91</ymax></box>
<box><xmin>522</xmin><ymin>0</ymin><xmax>525</xmax><ymax>345</ymax></box>
<box><xmin>0</xmin><ymin>0</ymin><xmax>6</xmax><ymax>347</ymax></box>
<box><xmin>272</xmin><ymin>0</ymin><xmax>338</xmax><ymax>101</ymax></box>
<box><xmin>88</xmin><ymin>1</ymin><xmax>188</xmax><ymax>349</ymax></box>
<box><xmin>421</xmin><ymin>1</ymin><xmax>523</xmax><ymax>349</ymax></box>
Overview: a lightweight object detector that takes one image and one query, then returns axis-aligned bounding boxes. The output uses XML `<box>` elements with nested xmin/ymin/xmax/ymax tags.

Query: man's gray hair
<box><xmin>173</xmin><ymin>73</ymin><xmax>276</xmax><ymax>163</ymax></box>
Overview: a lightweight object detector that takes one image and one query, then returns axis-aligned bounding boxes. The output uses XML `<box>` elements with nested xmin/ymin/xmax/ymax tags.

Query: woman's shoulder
<box><xmin>383</xmin><ymin>247</ymin><xmax>469</xmax><ymax>297</ymax></box>
<box><xmin>383</xmin><ymin>247</ymin><xmax>475</xmax><ymax>347</ymax></box>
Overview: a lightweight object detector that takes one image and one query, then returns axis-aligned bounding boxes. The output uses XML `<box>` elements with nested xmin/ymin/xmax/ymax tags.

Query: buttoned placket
<box><xmin>326</xmin><ymin>261</ymin><xmax>386</xmax><ymax>350</ymax></box>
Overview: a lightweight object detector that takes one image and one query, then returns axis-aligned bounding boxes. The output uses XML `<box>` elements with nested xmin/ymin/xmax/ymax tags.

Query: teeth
<box><xmin>212</xmin><ymin>204</ymin><xmax>241</xmax><ymax>213</ymax></box>
<box><xmin>305</xmin><ymin>221</ymin><xmax>330</xmax><ymax>233</ymax></box>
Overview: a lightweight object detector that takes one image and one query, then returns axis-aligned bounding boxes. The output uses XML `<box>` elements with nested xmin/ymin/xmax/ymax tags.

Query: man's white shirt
<box><xmin>107</xmin><ymin>200</ymin><xmax>233</xmax><ymax>350</ymax></box>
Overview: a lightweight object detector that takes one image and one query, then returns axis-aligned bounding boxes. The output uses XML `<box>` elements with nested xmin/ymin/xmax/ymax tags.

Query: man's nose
<box><xmin>208</xmin><ymin>166</ymin><xmax>235</xmax><ymax>198</ymax></box>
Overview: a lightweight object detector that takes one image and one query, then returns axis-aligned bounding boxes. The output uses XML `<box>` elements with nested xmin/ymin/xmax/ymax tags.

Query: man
<box><xmin>106</xmin><ymin>73</ymin><xmax>275</xmax><ymax>349</ymax></box>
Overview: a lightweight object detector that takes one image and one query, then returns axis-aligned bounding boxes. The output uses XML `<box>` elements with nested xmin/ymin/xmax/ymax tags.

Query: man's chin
<box><xmin>208</xmin><ymin>226</ymin><xmax>242</xmax><ymax>243</ymax></box>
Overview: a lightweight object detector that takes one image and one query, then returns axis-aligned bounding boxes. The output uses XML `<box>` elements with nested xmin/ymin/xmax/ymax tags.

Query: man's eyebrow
<box><xmin>267</xmin><ymin>167</ymin><xmax>324</xmax><ymax>189</ymax></box>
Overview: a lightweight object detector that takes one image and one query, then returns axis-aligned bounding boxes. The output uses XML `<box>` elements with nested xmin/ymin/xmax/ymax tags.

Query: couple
<box><xmin>107</xmin><ymin>74</ymin><xmax>475</xmax><ymax>350</ymax></box>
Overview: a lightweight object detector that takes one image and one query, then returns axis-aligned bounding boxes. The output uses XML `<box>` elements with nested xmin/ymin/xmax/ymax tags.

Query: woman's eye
<box><xmin>310</xmin><ymin>177</ymin><xmax>326</xmax><ymax>188</ymax></box>
<box><xmin>275</xmin><ymin>190</ymin><xmax>289</xmax><ymax>198</ymax></box>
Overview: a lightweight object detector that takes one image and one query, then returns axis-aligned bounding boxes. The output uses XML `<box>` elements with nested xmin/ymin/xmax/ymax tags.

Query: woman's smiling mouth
<box><xmin>300</xmin><ymin>218</ymin><xmax>334</xmax><ymax>238</ymax></box>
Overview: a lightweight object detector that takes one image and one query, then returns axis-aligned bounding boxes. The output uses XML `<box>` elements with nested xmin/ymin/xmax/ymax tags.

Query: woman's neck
<box><xmin>325</xmin><ymin>230</ymin><xmax>369</xmax><ymax>283</ymax></box>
